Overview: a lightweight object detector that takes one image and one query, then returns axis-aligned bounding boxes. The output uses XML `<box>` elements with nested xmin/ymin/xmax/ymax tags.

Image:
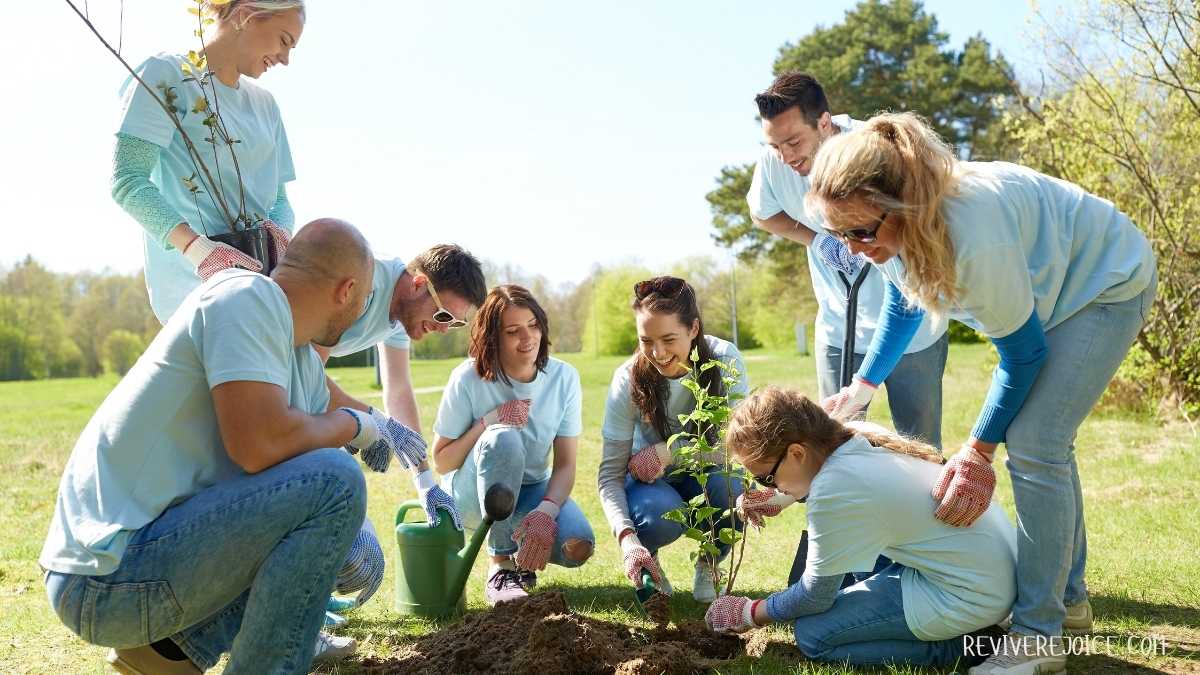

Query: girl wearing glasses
<box><xmin>806</xmin><ymin>112</ymin><xmax>1155</xmax><ymax>675</ymax></box>
<box><xmin>431</xmin><ymin>285</ymin><xmax>593</xmax><ymax>606</ymax></box>
<box><xmin>597</xmin><ymin>276</ymin><xmax>749</xmax><ymax>603</ymax></box>
<box><xmin>705</xmin><ymin>386</ymin><xmax>1017</xmax><ymax>669</ymax></box>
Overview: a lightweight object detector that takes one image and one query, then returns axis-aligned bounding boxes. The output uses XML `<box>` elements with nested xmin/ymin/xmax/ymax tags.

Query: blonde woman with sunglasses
<box><xmin>806</xmin><ymin>112</ymin><xmax>1156</xmax><ymax>675</ymax></box>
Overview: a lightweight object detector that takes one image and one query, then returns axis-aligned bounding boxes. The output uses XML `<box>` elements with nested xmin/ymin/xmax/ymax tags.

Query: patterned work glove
<box><xmin>820</xmin><ymin>377</ymin><xmax>877</xmax><ymax>421</ymax></box>
<box><xmin>705</xmin><ymin>595</ymin><xmax>762</xmax><ymax>634</ymax></box>
<box><xmin>620</xmin><ymin>532</ymin><xmax>666</xmax><ymax>590</ymax></box>
<box><xmin>335</xmin><ymin>519</ymin><xmax>385</xmax><ymax>609</ymax></box>
<box><xmin>181</xmin><ymin>235</ymin><xmax>263</xmax><ymax>281</ymax></box>
<box><xmin>262</xmin><ymin>219</ymin><xmax>290</xmax><ymax>266</ymax></box>
<box><xmin>512</xmin><ymin>499</ymin><xmax>559</xmax><ymax>571</ymax></box>
<box><xmin>932</xmin><ymin>445</ymin><xmax>996</xmax><ymax>527</ymax></box>
<box><xmin>414</xmin><ymin>469</ymin><xmax>463</xmax><ymax>530</ymax></box>
<box><xmin>627</xmin><ymin>442</ymin><xmax>672</xmax><ymax>483</ymax></box>
<box><xmin>481</xmin><ymin>399</ymin><xmax>532</xmax><ymax>428</ymax></box>
<box><xmin>736</xmin><ymin>487</ymin><xmax>796</xmax><ymax>529</ymax></box>
<box><xmin>340</xmin><ymin>407</ymin><xmax>427</xmax><ymax>472</ymax></box>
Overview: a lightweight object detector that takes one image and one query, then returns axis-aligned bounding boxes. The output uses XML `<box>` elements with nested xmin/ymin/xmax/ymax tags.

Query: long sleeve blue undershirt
<box><xmin>969</xmin><ymin>310</ymin><xmax>1048</xmax><ymax>443</ymax></box>
<box><xmin>765</xmin><ymin>570</ymin><xmax>843</xmax><ymax>622</ymax></box>
<box><xmin>855</xmin><ymin>281</ymin><xmax>924</xmax><ymax>386</ymax></box>
<box><xmin>110</xmin><ymin>132</ymin><xmax>293</xmax><ymax>248</ymax></box>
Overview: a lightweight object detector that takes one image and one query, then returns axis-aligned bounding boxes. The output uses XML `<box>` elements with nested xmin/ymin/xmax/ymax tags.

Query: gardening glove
<box><xmin>627</xmin><ymin>442</ymin><xmax>672</xmax><ymax>483</ymax></box>
<box><xmin>820</xmin><ymin>377</ymin><xmax>876</xmax><ymax>421</ymax></box>
<box><xmin>414</xmin><ymin>469</ymin><xmax>463</xmax><ymax>530</ymax></box>
<box><xmin>262</xmin><ymin>219</ymin><xmax>290</xmax><ymax>265</ymax></box>
<box><xmin>736</xmin><ymin>487</ymin><xmax>796</xmax><ymax>530</ymax></box>
<box><xmin>620</xmin><ymin>531</ymin><xmax>666</xmax><ymax>590</ymax></box>
<box><xmin>181</xmin><ymin>235</ymin><xmax>263</xmax><ymax>281</ymax></box>
<box><xmin>705</xmin><ymin>595</ymin><xmax>762</xmax><ymax>634</ymax></box>
<box><xmin>481</xmin><ymin>398</ymin><xmax>532</xmax><ymax>428</ymax></box>
<box><xmin>512</xmin><ymin>499</ymin><xmax>559</xmax><ymax>571</ymax></box>
<box><xmin>340</xmin><ymin>407</ymin><xmax>427</xmax><ymax>471</ymax></box>
<box><xmin>335</xmin><ymin>519</ymin><xmax>384</xmax><ymax>608</ymax></box>
<box><xmin>931</xmin><ymin>445</ymin><xmax>996</xmax><ymax>527</ymax></box>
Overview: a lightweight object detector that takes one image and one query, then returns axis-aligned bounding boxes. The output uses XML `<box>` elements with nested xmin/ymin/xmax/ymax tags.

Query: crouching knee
<box><xmin>562</xmin><ymin>538</ymin><xmax>594</xmax><ymax>565</ymax></box>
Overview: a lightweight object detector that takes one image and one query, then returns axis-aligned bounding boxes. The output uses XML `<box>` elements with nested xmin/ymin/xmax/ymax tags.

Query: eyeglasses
<box><xmin>634</xmin><ymin>277</ymin><xmax>686</xmax><ymax>300</ymax></box>
<box><xmin>753</xmin><ymin>452</ymin><xmax>788</xmax><ymax>489</ymax></box>
<box><xmin>824</xmin><ymin>209</ymin><xmax>888</xmax><ymax>244</ymax></box>
<box><xmin>424</xmin><ymin>276</ymin><xmax>468</xmax><ymax>328</ymax></box>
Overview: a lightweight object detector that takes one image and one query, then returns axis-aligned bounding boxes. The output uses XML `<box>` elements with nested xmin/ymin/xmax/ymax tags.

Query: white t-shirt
<box><xmin>805</xmin><ymin>435</ymin><xmax>1018</xmax><ymax>641</ymax></box>
<box><xmin>434</xmin><ymin>357</ymin><xmax>582</xmax><ymax>484</ymax></box>
<box><xmin>746</xmin><ymin>114</ymin><xmax>947</xmax><ymax>354</ymax></box>
<box><xmin>40</xmin><ymin>271</ymin><xmax>329</xmax><ymax>575</ymax></box>
<box><xmin>877</xmin><ymin>162</ymin><xmax>1156</xmax><ymax>338</ymax></box>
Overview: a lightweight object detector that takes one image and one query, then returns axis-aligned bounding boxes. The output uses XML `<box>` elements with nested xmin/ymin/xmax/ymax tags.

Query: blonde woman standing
<box><xmin>807</xmin><ymin>112</ymin><xmax>1156</xmax><ymax>675</ymax></box>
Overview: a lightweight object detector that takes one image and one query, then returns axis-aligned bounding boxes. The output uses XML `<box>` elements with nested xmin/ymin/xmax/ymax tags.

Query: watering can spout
<box><xmin>445</xmin><ymin>484</ymin><xmax>516</xmax><ymax>608</ymax></box>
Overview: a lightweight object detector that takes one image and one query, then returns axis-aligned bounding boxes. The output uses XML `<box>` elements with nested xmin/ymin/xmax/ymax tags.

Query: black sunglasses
<box><xmin>824</xmin><ymin>209</ymin><xmax>888</xmax><ymax>244</ymax></box>
<box><xmin>634</xmin><ymin>277</ymin><xmax>687</xmax><ymax>300</ymax></box>
<box><xmin>754</xmin><ymin>452</ymin><xmax>788</xmax><ymax>489</ymax></box>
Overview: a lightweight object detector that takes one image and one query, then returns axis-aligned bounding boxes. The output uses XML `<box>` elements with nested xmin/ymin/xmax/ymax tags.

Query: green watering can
<box><xmin>393</xmin><ymin>484</ymin><xmax>515</xmax><ymax>618</ymax></box>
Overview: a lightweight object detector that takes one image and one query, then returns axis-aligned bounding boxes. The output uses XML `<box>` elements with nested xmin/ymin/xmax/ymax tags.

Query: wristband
<box><xmin>181</xmin><ymin>232</ymin><xmax>200</xmax><ymax>254</ymax></box>
<box><xmin>339</xmin><ymin>407</ymin><xmax>363</xmax><ymax>439</ymax></box>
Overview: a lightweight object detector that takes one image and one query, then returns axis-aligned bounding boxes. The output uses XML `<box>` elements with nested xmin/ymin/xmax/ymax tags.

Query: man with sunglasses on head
<box><xmin>744</xmin><ymin>72</ymin><xmax>949</xmax><ymax>449</ymax></box>
<box><xmin>310</xmin><ymin>243</ymin><xmax>486</xmax><ymax>624</ymax></box>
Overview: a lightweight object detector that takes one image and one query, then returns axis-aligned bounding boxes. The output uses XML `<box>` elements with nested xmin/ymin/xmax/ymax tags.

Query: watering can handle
<box><xmin>395</xmin><ymin>499</ymin><xmax>425</xmax><ymax>527</ymax></box>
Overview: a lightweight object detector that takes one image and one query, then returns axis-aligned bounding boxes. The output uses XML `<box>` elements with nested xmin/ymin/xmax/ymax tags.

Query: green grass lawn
<box><xmin>1</xmin><ymin>346</ymin><xmax>1197</xmax><ymax>673</ymax></box>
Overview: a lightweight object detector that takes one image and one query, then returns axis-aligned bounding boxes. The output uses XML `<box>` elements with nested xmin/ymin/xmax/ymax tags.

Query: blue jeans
<box><xmin>792</xmin><ymin>563</ymin><xmax>965</xmax><ymax>666</ymax></box>
<box><xmin>1006</xmin><ymin>277</ymin><xmax>1155</xmax><ymax>638</ymax></box>
<box><xmin>448</xmin><ymin>427</ymin><xmax>594</xmax><ymax>565</ymax></box>
<box><xmin>817</xmin><ymin>332</ymin><xmax>948</xmax><ymax>449</ymax></box>
<box><xmin>44</xmin><ymin>448</ymin><xmax>366</xmax><ymax>674</ymax></box>
<box><xmin>625</xmin><ymin>467</ymin><xmax>745</xmax><ymax>558</ymax></box>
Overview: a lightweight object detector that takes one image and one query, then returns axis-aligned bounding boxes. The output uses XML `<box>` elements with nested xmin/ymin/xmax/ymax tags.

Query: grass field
<box><xmin>1</xmin><ymin>345</ymin><xmax>1198</xmax><ymax>674</ymax></box>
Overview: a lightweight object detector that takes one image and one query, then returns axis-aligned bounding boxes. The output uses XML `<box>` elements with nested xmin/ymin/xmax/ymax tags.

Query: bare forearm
<box><xmin>326</xmin><ymin>375</ymin><xmax>369</xmax><ymax>412</ymax></box>
<box><xmin>232</xmin><ymin>408</ymin><xmax>356</xmax><ymax>473</ymax></box>
<box><xmin>380</xmin><ymin>345</ymin><xmax>421</xmax><ymax>432</ymax></box>
<box><xmin>545</xmin><ymin>442</ymin><xmax>577</xmax><ymax>506</ymax></box>
<box><xmin>385</xmin><ymin>386</ymin><xmax>421</xmax><ymax>432</ymax></box>
<box><xmin>753</xmin><ymin>211</ymin><xmax>816</xmax><ymax>246</ymax></box>
<box><xmin>432</xmin><ymin>422</ymin><xmax>485</xmax><ymax>474</ymax></box>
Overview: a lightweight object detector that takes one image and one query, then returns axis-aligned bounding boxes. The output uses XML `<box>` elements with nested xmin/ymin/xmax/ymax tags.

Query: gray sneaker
<box><xmin>312</xmin><ymin>632</ymin><xmax>357</xmax><ymax>663</ymax></box>
<box><xmin>1063</xmin><ymin>598</ymin><xmax>1093</xmax><ymax>635</ymax></box>
<box><xmin>968</xmin><ymin>633</ymin><xmax>1066</xmax><ymax>675</ymax></box>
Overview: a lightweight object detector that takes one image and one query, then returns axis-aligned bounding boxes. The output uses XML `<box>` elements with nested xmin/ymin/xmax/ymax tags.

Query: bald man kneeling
<box><xmin>39</xmin><ymin>219</ymin><xmax>397</xmax><ymax>674</ymax></box>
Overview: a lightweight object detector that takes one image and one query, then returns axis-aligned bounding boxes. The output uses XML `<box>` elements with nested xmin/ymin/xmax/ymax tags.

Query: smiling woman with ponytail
<box><xmin>596</xmin><ymin>276</ymin><xmax>750</xmax><ymax>604</ymax></box>
<box><xmin>806</xmin><ymin>111</ymin><xmax>1156</xmax><ymax>675</ymax></box>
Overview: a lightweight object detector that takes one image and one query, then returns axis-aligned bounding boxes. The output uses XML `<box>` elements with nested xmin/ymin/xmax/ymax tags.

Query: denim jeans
<box><xmin>624</xmin><ymin>466</ymin><xmax>745</xmax><ymax>558</ymax></box>
<box><xmin>1006</xmin><ymin>276</ymin><xmax>1155</xmax><ymax>638</ymax></box>
<box><xmin>816</xmin><ymin>332</ymin><xmax>948</xmax><ymax>450</ymax></box>
<box><xmin>792</xmin><ymin>563</ymin><xmax>966</xmax><ymax>666</ymax></box>
<box><xmin>44</xmin><ymin>448</ymin><xmax>366</xmax><ymax>674</ymax></box>
<box><xmin>448</xmin><ymin>427</ymin><xmax>594</xmax><ymax>565</ymax></box>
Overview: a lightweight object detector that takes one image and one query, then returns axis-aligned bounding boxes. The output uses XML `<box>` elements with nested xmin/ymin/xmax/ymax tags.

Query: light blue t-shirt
<box><xmin>434</xmin><ymin>357</ymin><xmax>582</xmax><ymax>484</ymax></box>
<box><xmin>329</xmin><ymin>256</ymin><xmax>412</xmax><ymax>357</ymax></box>
<box><xmin>805</xmin><ymin>434</ymin><xmax>1018</xmax><ymax>641</ymax></box>
<box><xmin>877</xmin><ymin>162</ymin><xmax>1156</xmax><ymax>338</ymax></box>
<box><xmin>39</xmin><ymin>271</ymin><xmax>329</xmax><ymax>575</ymax></box>
<box><xmin>602</xmin><ymin>336</ymin><xmax>749</xmax><ymax>449</ymax></box>
<box><xmin>119</xmin><ymin>53</ymin><xmax>297</xmax><ymax>323</ymax></box>
<box><xmin>747</xmin><ymin>114</ymin><xmax>947</xmax><ymax>354</ymax></box>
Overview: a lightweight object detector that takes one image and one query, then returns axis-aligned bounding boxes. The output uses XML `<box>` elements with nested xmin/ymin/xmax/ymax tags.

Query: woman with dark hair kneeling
<box><xmin>431</xmin><ymin>285</ymin><xmax>594</xmax><ymax>605</ymax></box>
<box><xmin>598</xmin><ymin>276</ymin><xmax>750</xmax><ymax>603</ymax></box>
<box><xmin>706</xmin><ymin>386</ymin><xmax>1016</xmax><ymax>668</ymax></box>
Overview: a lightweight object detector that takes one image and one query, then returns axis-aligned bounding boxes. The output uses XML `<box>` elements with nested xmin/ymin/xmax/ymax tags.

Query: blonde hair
<box><xmin>806</xmin><ymin>112</ymin><xmax>961</xmax><ymax>315</ymax></box>
<box><xmin>203</xmin><ymin>0</ymin><xmax>306</xmax><ymax>28</ymax></box>
<box><xmin>725</xmin><ymin>386</ymin><xmax>945</xmax><ymax>469</ymax></box>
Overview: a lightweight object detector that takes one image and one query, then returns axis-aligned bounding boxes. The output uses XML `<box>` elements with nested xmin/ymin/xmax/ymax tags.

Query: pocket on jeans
<box><xmin>79</xmin><ymin>579</ymin><xmax>183</xmax><ymax>648</ymax></box>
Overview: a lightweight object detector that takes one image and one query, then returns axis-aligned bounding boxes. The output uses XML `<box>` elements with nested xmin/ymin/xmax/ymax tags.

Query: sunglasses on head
<box><xmin>634</xmin><ymin>277</ymin><xmax>687</xmax><ymax>300</ymax></box>
<box><xmin>424</xmin><ymin>276</ymin><xmax>468</xmax><ymax>328</ymax></box>
<box><xmin>753</xmin><ymin>452</ymin><xmax>787</xmax><ymax>489</ymax></box>
<box><xmin>824</xmin><ymin>209</ymin><xmax>888</xmax><ymax>244</ymax></box>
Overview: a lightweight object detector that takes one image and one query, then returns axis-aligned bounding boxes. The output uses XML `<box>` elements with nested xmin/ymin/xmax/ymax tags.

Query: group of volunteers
<box><xmin>37</xmin><ymin>2</ymin><xmax>1157</xmax><ymax>674</ymax></box>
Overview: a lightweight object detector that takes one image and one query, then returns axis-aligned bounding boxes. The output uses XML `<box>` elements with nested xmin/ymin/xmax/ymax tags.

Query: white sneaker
<box><xmin>692</xmin><ymin>558</ymin><xmax>724</xmax><ymax>604</ymax></box>
<box><xmin>968</xmin><ymin>633</ymin><xmax>1066</xmax><ymax>675</ymax></box>
<box><xmin>651</xmin><ymin>553</ymin><xmax>673</xmax><ymax>595</ymax></box>
<box><xmin>1063</xmin><ymin>598</ymin><xmax>1093</xmax><ymax>635</ymax></box>
<box><xmin>312</xmin><ymin>632</ymin><xmax>357</xmax><ymax>663</ymax></box>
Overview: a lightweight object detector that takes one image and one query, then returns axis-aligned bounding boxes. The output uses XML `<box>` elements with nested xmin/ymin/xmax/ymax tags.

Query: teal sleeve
<box><xmin>110</xmin><ymin>132</ymin><xmax>186</xmax><ymax>250</ymax></box>
<box><xmin>971</xmin><ymin>310</ymin><xmax>1048</xmax><ymax>443</ymax></box>
<box><xmin>267</xmin><ymin>183</ymin><xmax>294</xmax><ymax>229</ymax></box>
<box><xmin>855</xmin><ymin>282</ymin><xmax>923</xmax><ymax>386</ymax></box>
<box><xmin>765</xmin><ymin>570</ymin><xmax>842</xmax><ymax>621</ymax></box>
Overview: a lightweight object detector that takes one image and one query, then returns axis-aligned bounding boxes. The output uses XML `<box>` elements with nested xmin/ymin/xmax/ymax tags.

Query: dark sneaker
<box><xmin>485</xmin><ymin>567</ymin><xmax>534</xmax><ymax>606</ymax></box>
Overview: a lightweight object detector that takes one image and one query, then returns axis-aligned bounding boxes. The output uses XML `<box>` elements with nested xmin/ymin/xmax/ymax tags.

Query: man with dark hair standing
<box><xmin>745</xmin><ymin>72</ymin><xmax>949</xmax><ymax>448</ymax></box>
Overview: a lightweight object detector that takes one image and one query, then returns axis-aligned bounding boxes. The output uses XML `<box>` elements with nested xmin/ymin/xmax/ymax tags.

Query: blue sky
<box><xmin>3</xmin><ymin>0</ymin><xmax>1069</xmax><ymax>284</ymax></box>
